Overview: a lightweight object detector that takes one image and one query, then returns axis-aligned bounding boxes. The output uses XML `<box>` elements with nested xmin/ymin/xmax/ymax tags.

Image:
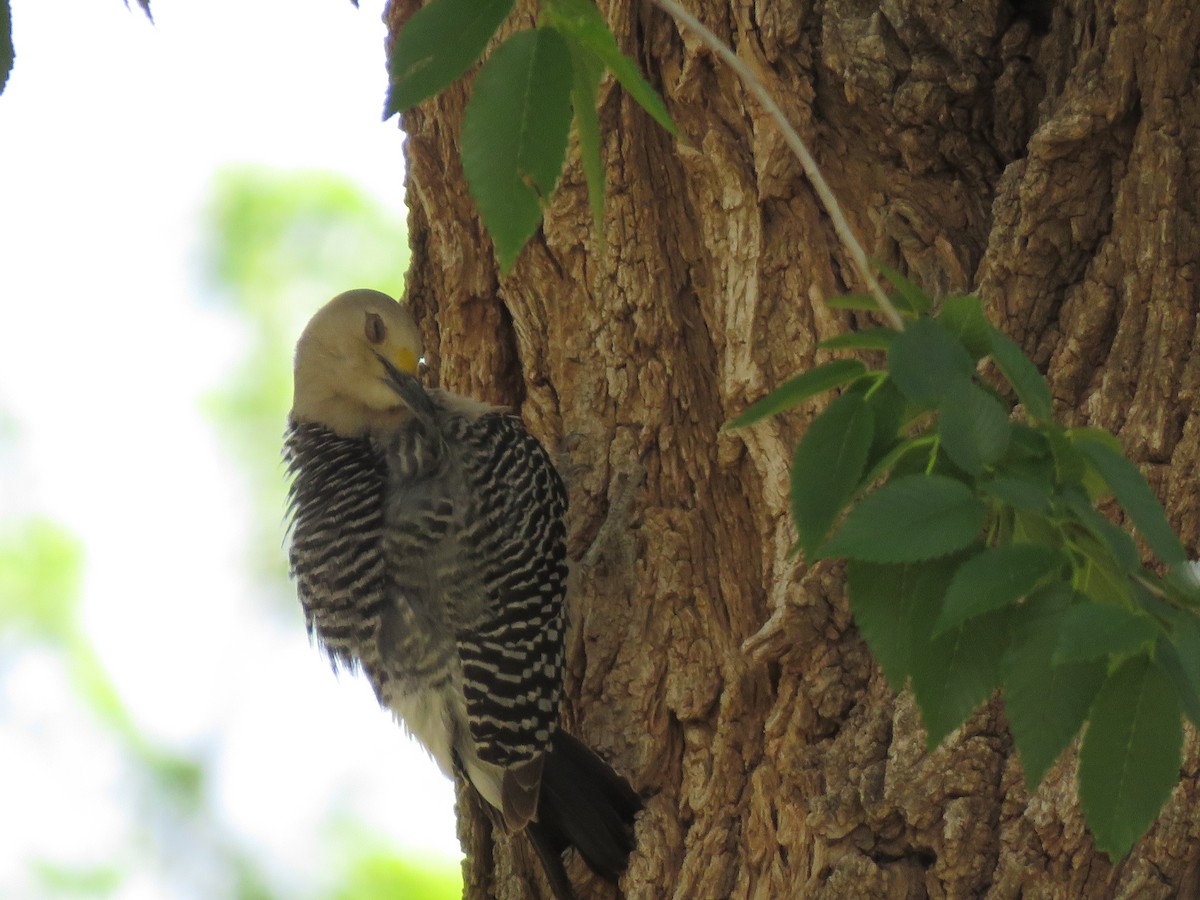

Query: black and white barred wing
<box><xmin>284</xmin><ymin>421</ymin><xmax>389</xmax><ymax>674</ymax></box>
<box><xmin>449</xmin><ymin>412</ymin><xmax>569</xmax><ymax>770</ymax></box>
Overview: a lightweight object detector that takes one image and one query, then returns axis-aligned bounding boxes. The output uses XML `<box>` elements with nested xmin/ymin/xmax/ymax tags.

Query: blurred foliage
<box><xmin>202</xmin><ymin>166</ymin><xmax>408</xmax><ymax>298</ymax></box>
<box><xmin>0</xmin><ymin>517</ymin><xmax>83</xmax><ymax>641</ymax></box>
<box><xmin>199</xmin><ymin>166</ymin><xmax>409</xmax><ymax>587</ymax></box>
<box><xmin>328</xmin><ymin>823</ymin><xmax>462</xmax><ymax>900</ymax></box>
<box><xmin>0</xmin><ymin>519</ymin><xmax>209</xmax><ymax>814</ymax></box>
<box><xmin>0</xmin><ymin>518</ymin><xmax>232</xmax><ymax>895</ymax></box>
<box><xmin>335</xmin><ymin>851</ymin><xmax>463</xmax><ymax>900</ymax></box>
<box><xmin>29</xmin><ymin>862</ymin><xmax>123</xmax><ymax>897</ymax></box>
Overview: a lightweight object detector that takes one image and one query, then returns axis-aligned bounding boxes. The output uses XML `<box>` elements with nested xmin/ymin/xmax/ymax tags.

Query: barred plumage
<box><xmin>285</xmin><ymin>290</ymin><xmax>640</xmax><ymax>900</ymax></box>
<box><xmin>287</xmin><ymin>402</ymin><xmax>568</xmax><ymax>765</ymax></box>
<box><xmin>284</xmin><ymin>422</ymin><xmax>391</xmax><ymax>671</ymax></box>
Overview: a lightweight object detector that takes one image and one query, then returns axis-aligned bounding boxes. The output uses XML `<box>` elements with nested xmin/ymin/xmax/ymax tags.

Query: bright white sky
<box><xmin>0</xmin><ymin>0</ymin><xmax>459</xmax><ymax>895</ymax></box>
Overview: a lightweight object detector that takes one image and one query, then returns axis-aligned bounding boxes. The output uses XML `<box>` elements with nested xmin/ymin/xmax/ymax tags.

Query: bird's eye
<box><xmin>365</xmin><ymin>312</ymin><xmax>387</xmax><ymax>345</ymax></box>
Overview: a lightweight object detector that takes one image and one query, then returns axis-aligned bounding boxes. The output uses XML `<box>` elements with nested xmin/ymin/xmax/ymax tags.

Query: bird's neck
<box><xmin>291</xmin><ymin>388</ymin><xmax>414</xmax><ymax>438</ymax></box>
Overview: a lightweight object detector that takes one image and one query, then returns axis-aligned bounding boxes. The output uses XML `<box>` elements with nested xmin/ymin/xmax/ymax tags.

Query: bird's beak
<box><xmin>375</xmin><ymin>351</ymin><xmax>435</xmax><ymax>421</ymax></box>
<box><xmin>375</xmin><ymin>351</ymin><xmax>413</xmax><ymax>386</ymax></box>
<box><xmin>387</xmin><ymin>347</ymin><xmax>420</xmax><ymax>376</ymax></box>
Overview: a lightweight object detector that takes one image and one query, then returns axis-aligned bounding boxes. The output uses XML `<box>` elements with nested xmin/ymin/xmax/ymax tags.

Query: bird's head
<box><xmin>291</xmin><ymin>289</ymin><xmax>424</xmax><ymax>435</ymax></box>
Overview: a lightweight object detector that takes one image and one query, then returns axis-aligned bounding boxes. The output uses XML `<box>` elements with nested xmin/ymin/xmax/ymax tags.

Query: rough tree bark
<box><xmin>387</xmin><ymin>0</ymin><xmax>1200</xmax><ymax>896</ymax></box>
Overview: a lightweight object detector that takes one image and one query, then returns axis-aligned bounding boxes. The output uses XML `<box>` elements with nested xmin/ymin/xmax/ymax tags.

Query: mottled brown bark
<box><xmin>387</xmin><ymin>0</ymin><xmax>1200</xmax><ymax>896</ymax></box>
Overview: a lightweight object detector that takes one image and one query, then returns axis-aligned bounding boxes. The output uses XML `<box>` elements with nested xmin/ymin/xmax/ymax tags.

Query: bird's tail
<box><xmin>526</xmin><ymin>729</ymin><xmax>642</xmax><ymax>899</ymax></box>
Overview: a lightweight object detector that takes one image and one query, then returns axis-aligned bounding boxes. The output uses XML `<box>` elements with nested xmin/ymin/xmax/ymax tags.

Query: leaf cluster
<box><xmin>730</xmin><ymin>280</ymin><xmax>1198</xmax><ymax>860</ymax></box>
<box><xmin>384</xmin><ymin>0</ymin><xmax>676</xmax><ymax>272</ymax></box>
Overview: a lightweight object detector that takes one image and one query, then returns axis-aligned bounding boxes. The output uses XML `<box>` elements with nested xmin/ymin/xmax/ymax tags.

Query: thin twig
<box><xmin>650</xmin><ymin>0</ymin><xmax>906</xmax><ymax>331</ymax></box>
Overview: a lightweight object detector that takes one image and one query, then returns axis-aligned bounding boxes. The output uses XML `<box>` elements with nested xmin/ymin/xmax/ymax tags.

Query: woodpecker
<box><xmin>284</xmin><ymin>289</ymin><xmax>640</xmax><ymax>898</ymax></box>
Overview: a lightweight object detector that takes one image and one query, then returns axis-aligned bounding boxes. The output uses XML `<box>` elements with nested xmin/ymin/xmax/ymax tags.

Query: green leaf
<box><xmin>1156</xmin><ymin>632</ymin><xmax>1200</xmax><ymax>730</ymax></box>
<box><xmin>847</xmin><ymin>556</ymin><xmax>964</xmax><ymax>693</ymax></box>
<box><xmin>1044</xmin><ymin>426</ymin><xmax>1087</xmax><ymax>490</ymax></box>
<box><xmin>1005</xmin><ymin>423</ymin><xmax>1053</xmax><ymax>461</ymax></box>
<box><xmin>1075</xmin><ymin>436</ymin><xmax>1187</xmax><ymax>566</ymax></box>
<box><xmin>1076</xmin><ymin>544</ymin><xmax>1136</xmax><ymax>609</ymax></box>
<box><xmin>910</xmin><ymin>607</ymin><xmax>1010</xmax><ymax>749</ymax></box>
<box><xmin>859</xmin><ymin>376</ymin><xmax>909</xmax><ymax>464</ymax></box>
<box><xmin>1053</xmin><ymin>603</ymin><xmax>1161</xmax><ymax>664</ymax></box>
<box><xmin>1060</xmin><ymin>489</ymin><xmax>1141</xmax><ymax>574</ymax></box>
<box><xmin>544</xmin><ymin>0</ymin><xmax>676</xmax><ymax>135</ymax></box>
<box><xmin>874</xmin><ymin>261</ymin><xmax>933</xmax><ymax>314</ymax></box>
<box><xmin>1012</xmin><ymin>511</ymin><xmax>1062</xmax><ymax>550</ymax></box>
<box><xmin>857</xmin><ymin>436</ymin><xmax>931</xmax><ymax>494</ymax></box>
<box><xmin>938</xmin><ymin>378</ymin><xmax>1013</xmax><ymax>474</ymax></box>
<box><xmin>723</xmin><ymin>359</ymin><xmax>866</xmax><ymax>430</ymax></box>
<box><xmin>1162</xmin><ymin>602</ymin><xmax>1200</xmax><ymax>729</ymax></box>
<box><xmin>462</xmin><ymin>28</ymin><xmax>574</xmax><ymax>272</ymax></box>
<box><xmin>991</xmin><ymin>447</ymin><xmax>1057</xmax><ymax>519</ymax></box>
<box><xmin>1165</xmin><ymin>562</ymin><xmax>1200</xmax><ymax>607</ymax></box>
<box><xmin>384</xmin><ymin>0</ymin><xmax>516</xmax><ymax>116</ymax></box>
<box><xmin>820</xmin><ymin>474</ymin><xmax>988</xmax><ymax>563</ymax></box>
<box><xmin>1070</xmin><ymin>426</ymin><xmax>1124</xmax><ymax>454</ymax></box>
<box><xmin>791</xmin><ymin>393</ymin><xmax>874</xmax><ymax>557</ymax></box>
<box><xmin>1002</xmin><ymin>589</ymin><xmax>1106</xmax><ymax>791</ymax></box>
<box><xmin>888</xmin><ymin>318</ymin><xmax>976</xmax><ymax>409</ymax></box>
<box><xmin>817</xmin><ymin>328</ymin><xmax>898</xmax><ymax>351</ymax></box>
<box><xmin>979</xmin><ymin>475</ymin><xmax>1054</xmax><ymax>515</ymax></box>
<box><xmin>987</xmin><ymin>328</ymin><xmax>1053</xmax><ymax>423</ymax></box>
<box><xmin>1079</xmin><ymin>655</ymin><xmax>1181</xmax><ymax>860</ymax></box>
<box><xmin>565</xmin><ymin>35</ymin><xmax>606</xmax><ymax>241</ymax></box>
<box><xmin>1130</xmin><ymin>581</ymin><xmax>1180</xmax><ymax>625</ymax></box>
<box><xmin>938</xmin><ymin>294</ymin><xmax>992</xmax><ymax>359</ymax></box>
<box><xmin>824</xmin><ymin>292</ymin><xmax>889</xmax><ymax>312</ymax></box>
<box><xmin>935</xmin><ymin>544</ymin><xmax>1063</xmax><ymax>634</ymax></box>
<box><xmin>1</xmin><ymin>0</ymin><xmax>12</xmax><ymax>97</ymax></box>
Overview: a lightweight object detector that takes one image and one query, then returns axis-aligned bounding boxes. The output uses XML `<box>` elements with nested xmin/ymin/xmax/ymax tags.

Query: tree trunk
<box><xmin>387</xmin><ymin>0</ymin><xmax>1200</xmax><ymax>896</ymax></box>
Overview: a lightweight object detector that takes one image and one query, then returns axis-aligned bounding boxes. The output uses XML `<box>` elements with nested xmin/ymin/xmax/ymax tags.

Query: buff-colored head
<box><xmin>291</xmin><ymin>289</ymin><xmax>423</xmax><ymax>435</ymax></box>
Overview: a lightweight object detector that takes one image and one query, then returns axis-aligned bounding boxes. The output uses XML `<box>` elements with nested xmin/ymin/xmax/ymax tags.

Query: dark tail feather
<box><xmin>527</xmin><ymin>821</ymin><xmax>578</xmax><ymax>900</ymax></box>
<box><xmin>530</xmin><ymin>729</ymin><xmax>642</xmax><ymax>891</ymax></box>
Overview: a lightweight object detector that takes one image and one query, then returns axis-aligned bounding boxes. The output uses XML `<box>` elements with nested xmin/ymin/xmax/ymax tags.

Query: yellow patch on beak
<box><xmin>389</xmin><ymin>347</ymin><xmax>419</xmax><ymax>375</ymax></box>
